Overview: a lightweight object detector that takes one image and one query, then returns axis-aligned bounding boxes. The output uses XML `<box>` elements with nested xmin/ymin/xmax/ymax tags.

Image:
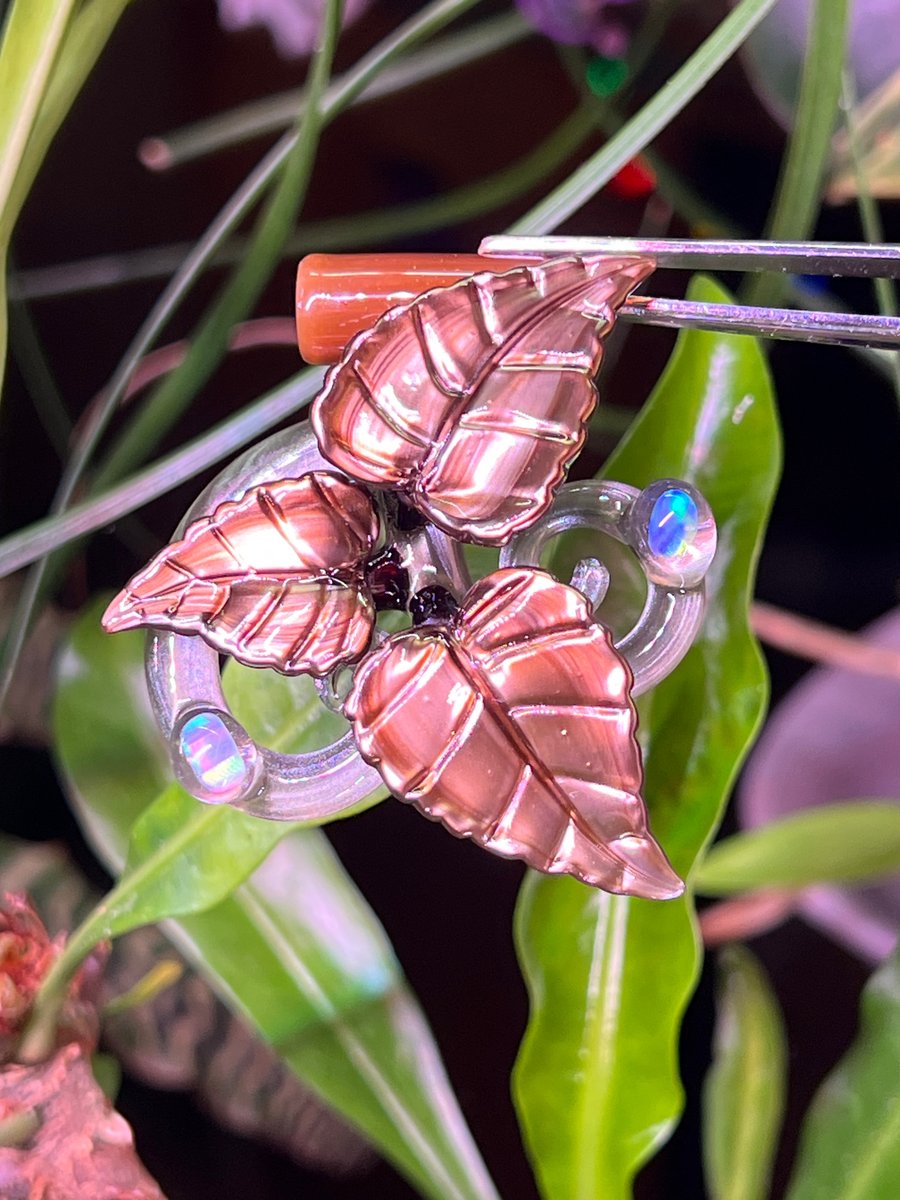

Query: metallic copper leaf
<box><xmin>346</xmin><ymin>567</ymin><xmax>682</xmax><ymax>899</ymax></box>
<box><xmin>312</xmin><ymin>255</ymin><xmax>654</xmax><ymax>545</ymax></box>
<box><xmin>102</xmin><ymin>472</ymin><xmax>379</xmax><ymax>676</ymax></box>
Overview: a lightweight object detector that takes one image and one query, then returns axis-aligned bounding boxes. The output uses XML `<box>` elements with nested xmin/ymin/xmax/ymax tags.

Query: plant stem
<box><xmin>12</xmin><ymin>103</ymin><xmax>595</xmax><ymax>301</ymax></box>
<box><xmin>92</xmin><ymin>0</ymin><xmax>344</xmax><ymax>490</ymax></box>
<box><xmin>18</xmin><ymin>921</ymin><xmax>100</xmax><ymax>1062</ymax></box>
<box><xmin>0</xmin><ymin>369</ymin><xmax>323</xmax><ymax>578</ymax></box>
<box><xmin>0</xmin><ymin>0</ymin><xmax>79</xmax><ymax>246</ymax></box>
<box><xmin>143</xmin><ymin>11</ymin><xmax>529</xmax><ymax>170</ymax></box>
<box><xmin>0</xmin><ymin>0</ymin><xmax>479</xmax><ymax>715</ymax></box>
<box><xmin>742</xmin><ymin>0</ymin><xmax>851</xmax><ymax>307</ymax></box>
<box><xmin>839</xmin><ymin>70</ymin><xmax>900</xmax><ymax>405</ymax></box>
<box><xmin>751</xmin><ymin>601</ymin><xmax>900</xmax><ymax>680</ymax></box>
<box><xmin>510</xmin><ymin>0</ymin><xmax>781</xmax><ymax>235</ymax></box>
<box><xmin>7</xmin><ymin>293</ymin><xmax>71</xmax><ymax>457</ymax></box>
<box><xmin>699</xmin><ymin>890</ymin><xmax>798</xmax><ymax>947</ymax></box>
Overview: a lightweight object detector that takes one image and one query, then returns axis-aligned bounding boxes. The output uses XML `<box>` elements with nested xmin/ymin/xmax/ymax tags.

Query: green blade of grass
<box><xmin>4</xmin><ymin>0</ymin><xmax>132</xmax><ymax>238</ymax></box>
<box><xmin>0</xmin><ymin>368</ymin><xmax>322</xmax><ymax>577</ymax></box>
<box><xmin>839</xmin><ymin>70</ymin><xmax>900</xmax><ymax>405</ymax></box>
<box><xmin>742</xmin><ymin>0</ymin><xmax>851</xmax><ymax>307</ymax></box>
<box><xmin>146</xmin><ymin>10</ymin><xmax>529</xmax><ymax>170</ymax></box>
<box><xmin>702</xmin><ymin>946</ymin><xmax>787</xmax><ymax>1200</ymax></box>
<box><xmin>510</xmin><ymin>0</ymin><xmax>780</xmax><ymax>236</ymax></box>
<box><xmin>0</xmin><ymin>0</ymin><xmax>130</xmax><ymax>400</ymax></box>
<box><xmin>91</xmin><ymin>0</ymin><xmax>344</xmax><ymax>489</ymax></box>
<box><xmin>0</xmin><ymin>0</ymin><xmax>480</xmax><ymax>714</ymax></box>
<box><xmin>0</xmin><ymin>0</ymin><xmax>77</xmax><ymax>244</ymax></box>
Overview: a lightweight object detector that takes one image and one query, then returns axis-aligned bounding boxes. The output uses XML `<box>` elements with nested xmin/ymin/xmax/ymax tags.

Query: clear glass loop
<box><xmin>499</xmin><ymin>479</ymin><xmax>713</xmax><ymax>696</ymax></box>
<box><xmin>145</xmin><ymin>420</ymin><xmax>464</xmax><ymax>820</ymax></box>
<box><xmin>145</xmin><ymin>419</ymin><xmax>714</xmax><ymax>817</ymax></box>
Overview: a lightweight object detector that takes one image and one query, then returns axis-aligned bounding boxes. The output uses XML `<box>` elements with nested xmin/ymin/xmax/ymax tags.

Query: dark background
<box><xmin>1</xmin><ymin>1</ymin><xmax>898</xmax><ymax>1196</ymax></box>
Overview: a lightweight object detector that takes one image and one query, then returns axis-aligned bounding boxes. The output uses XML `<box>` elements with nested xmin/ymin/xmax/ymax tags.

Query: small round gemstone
<box><xmin>647</xmin><ymin>488</ymin><xmax>699</xmax><ymax>559</ymax></box>
<box><xmin>179</xmin><ymin>712</ymin><xmax>247</xmax><ymax>794</ymax></box>
<box><xmin>365</xmin><ymin>547</ymin><xmax>410</xmax><ymax>612</ymax></box>
<box><xmin>410</xmin><ymin>585</ymin><xmax>459</xmax><ymax>626</ymax></box>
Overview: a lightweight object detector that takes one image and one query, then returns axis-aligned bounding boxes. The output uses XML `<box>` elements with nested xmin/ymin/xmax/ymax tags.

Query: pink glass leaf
<box><xmin>102</xmin><ymin>472</ymin><xmax>379</xmax><ymax>677</ymax></box>
<box><xmin>345</xmin><ymin>566</ymin><xmax>682</xmax><ymax>899</ymax></box>
<box><xmin>312</xmin><ymin>255</ymin><xmax>654</xmax><ymax>545</ymax></box>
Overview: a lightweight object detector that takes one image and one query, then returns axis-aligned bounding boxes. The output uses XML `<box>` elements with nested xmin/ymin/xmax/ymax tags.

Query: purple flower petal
<box><xmin>218</xmin><ymin>0</ymin><xmax>372</xmax><ymax>58</ymax></box>
<box><xmin>516</xmin><ymin>0</ymin><xmax>635</xmax><ymax>50</ymax></box>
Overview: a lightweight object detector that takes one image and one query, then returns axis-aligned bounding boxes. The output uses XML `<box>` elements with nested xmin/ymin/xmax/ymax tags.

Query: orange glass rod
<box><xmin>295</xmin><ymin>253</ymin><xmax>527</xmax><ymax>364</ymax></box>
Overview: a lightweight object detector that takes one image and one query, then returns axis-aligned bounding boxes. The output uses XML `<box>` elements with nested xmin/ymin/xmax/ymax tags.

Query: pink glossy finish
<box><xmin>312</xmin><ymin>255</ymin><xmax>655</xmax><ymax>546</ymax></box>
<box><xmin>345</xmin><ymin>566</ymin><xmax>683</xmax><ymax>899</ymax></box>
<box><xmin>102</xmin><ymin>472</ymin><xmax>379</xmax><ymax>676</ymax></box>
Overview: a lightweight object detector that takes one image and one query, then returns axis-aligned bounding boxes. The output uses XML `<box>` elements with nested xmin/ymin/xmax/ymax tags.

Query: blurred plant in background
<box><xmin>0</xmin><ymin>1</ymin><xmax>898</xmax><ymax>1198</ymax></box>
<box><xmin>217</xmin><ymin>0</ymin><xmax>374</xmax><ymax>57</ymax></box>
<box><xmin>515</xmin><ymin>0</ymin><xmax>636</xmax><ymax>56</ymax></box>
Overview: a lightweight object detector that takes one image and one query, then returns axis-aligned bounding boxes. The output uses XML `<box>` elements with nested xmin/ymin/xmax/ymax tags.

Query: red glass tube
<box><xmin>295</xmin><ymin>252</ymin><xmax>527</xmax><ymax>364</ymax></box>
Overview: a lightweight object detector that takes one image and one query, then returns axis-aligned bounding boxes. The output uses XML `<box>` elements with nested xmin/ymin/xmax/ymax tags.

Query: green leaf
<box><xmin>91</xmin><ymin>1052</ymin><xmax>122</xmax><ymax>1101</ymax></box>
<box><xmin>51</xmin><ymin>600</ymin><xmax>496</xmax><ymax>1200</ymax></box>
<box><xmin>703</xmin><ymin>945</ymin><xmax>787</xmax><ymax>1200</ymax></box>
<box><xmin>696</xmin><ymin>802</ymin><xmax>900</xmax><ymax>894</ymax></box>
<box><xmin>786</xmin><ymin>949</ymin><xmax>900</xmax><ymax>1200</ymax></box>
<box><xmin>0</xmin><ymin>0</ymin><xmax>128</xmax><ymax>395</ymax></box>
<box><xmin>0</xmin><ymin>1</ymin><xmax>75</xmax><ymax>239</ymax></box>
<box><xmin>5</xmin><ymin>0</ymin><xmax>132</xmax><ymax>232</ymax></box>
<box><xmin>51</xmin><ymin>615</ymin><xmax>348</xmax><ymax>963</ymax></box>
<box><xmin>513</xmin><ymin>276</ymin><xmax>781</xmax><ymax>1200</ymax></box>
<box><xmin>743</xmin><ymin>0</ymin><xmax>851</xmax><ymax>307</ymax></box>
<box><xmin>0</xmin><ymin>0</ymin><xmax>76</xmax><ymax>393</ymax></box>
<box><xmin>172</xmin><ymin>835</ymin><xmax>499</xmax><ymax>1200</ymax></box>
<box><xmin>77</xmin><ymin>787</ymin><xmax>291</xmax><ymax>941</ymax></box>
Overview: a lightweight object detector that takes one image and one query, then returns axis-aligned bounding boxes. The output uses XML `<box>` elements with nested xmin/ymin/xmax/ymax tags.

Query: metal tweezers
<box><xmin>480</xmin><ymin>236</ymin><xmax>900</xmax><ymax>351</ymax></box>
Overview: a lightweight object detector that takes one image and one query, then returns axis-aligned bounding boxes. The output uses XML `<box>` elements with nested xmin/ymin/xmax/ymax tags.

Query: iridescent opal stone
<box><xmin>179</xmin><ymin>712</ymin><xmax>247</xmax><ymax>793</ymax></box>
<box><xmin>647</xmin><ymin>488</ymin><xmax>699</xmax><ymax>558</ymax></box>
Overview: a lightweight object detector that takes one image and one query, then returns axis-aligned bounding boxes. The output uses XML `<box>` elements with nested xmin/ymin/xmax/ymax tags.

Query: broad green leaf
<box><xmin>52</xmin><ymin>601</ymin><xmax>497</xmax><ymax>1200</ymax></box>
<box><xmin>702</xmin><ymin>945</ymin><xmax>787</xmax><ymax>1200</ymax></box>
<box><xmin>514</xmin><ymin>276</ymin><xmax>781</xmax><ymax>1200</ymax></box>
<box><xmin>56</xmin><ymin>785</ymin><xmax>292</xmax><ymax>961</ymax></box>
<box><xmin>786</xmin><ymin>949</ymin><xmax>900</xmax><ymax>1200</ymax></box>
<box><xmin>696</xmin><ymin>802</ymin><xmax>900</xmax><ymax>894</ymax></box>
<box><xmin>0</xmin><ymin>0</ymin><xmax>76</xmax><ymax>391</ymax></box>
<box><xmin>5</xmin><ymin>1</ymin><xmax>132</xmax><ymax>231</ymax></box>
<box><xmin>50</xmin><ymin>605</ymin><xmax>348</xmax><ymax>955</ymax></box>
<box><xmin>0</xmin><ymin>0</ymin><xmax>128</xmax><ymax>394</ymax></box>
<box><xmin>0</xmin><ymin>1</ymin><xmax>75</xmax><ymax>232</ymax></box>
